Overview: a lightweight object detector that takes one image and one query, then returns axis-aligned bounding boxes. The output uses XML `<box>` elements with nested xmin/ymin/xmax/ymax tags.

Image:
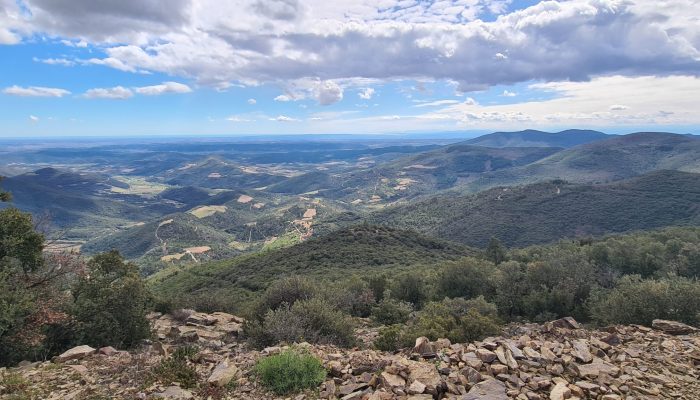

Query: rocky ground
<box><xmin>1</xmin><ymin>312</ymin><xmax>699</xmax><ymax>400</ymax></box>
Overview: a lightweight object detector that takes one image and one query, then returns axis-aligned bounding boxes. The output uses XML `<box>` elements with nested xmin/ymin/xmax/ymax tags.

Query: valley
<box><xmin>2</xmin><ymin>130</ymin><xmax>699</xmax><ymax>274</ymax></box>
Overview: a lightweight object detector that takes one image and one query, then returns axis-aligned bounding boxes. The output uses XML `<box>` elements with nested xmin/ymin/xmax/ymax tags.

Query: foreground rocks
<box><xmin>2</xmin><ymin>313</ymin><xmax>699</xmax><ymax>399</ymax></box>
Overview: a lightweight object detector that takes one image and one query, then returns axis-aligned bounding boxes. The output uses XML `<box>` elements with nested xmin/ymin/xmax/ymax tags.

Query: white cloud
<box><xmin>29</xmin><ymin>115</ymin><xmax>39</xmax><ymax>122</ymax></box>
<box><xmin>135</xmin><ymin>81</ymin><xmax>192</xmax><ymax>95</ymax></box>
<box><xmin>270</xmin><ymin>115</ymin><xmax>300</xmax><ymax>122</ymax></box>
<box><xmin>10</xmin><ymin>0</ymin><xmax>696</xmax><ymax>92</ymax></box>
<box><xmin>501</xmin><ymin>90</ymin><xmax>516</xmax><ymax>97</ymax></box>
<box><xmin>3</xmin><ymin>85</ymin><xmax>71</xmax><ymax>97</ymax></box>
<box><xmin>61</xmin><ymin>39</ymin><xmax>88</xmax><ymax>48</ymax></box>
<box><xmin>358</xmin><ymin>88</ymin><xmax>375</xmax><ymax>100</ymax></box>
<box><xmin>609</xmin><ymin>104</ymin><xmax>629</xmax><ymax>111</ymax></box>
<box><xmin>247</xmin><ymin>98</ymin><xmax>256</xmax><ymax>105</ymax></box>
<box><xmin>464</xmin><ymin>97</ymin><xmax>478</xmax><ymax>106</ymax></box>
<box><xmin>315</xmin><ymin>80</ymin><xmax>343</xmax><ymax>105</ymax></box>
<box><xmin>85</xmin><ymin>57</ymin><xmax>139</xmax><ymax>73</ymax></box>
<box><xmin>414</xmin><ymin>99</ymin><xmax>460</xmax><ymax>108</ymax></box>
<box><xmin>274</xmin><ymin>94</ymin><xmax>292</xmax><ymax>102</ymax></box>
<box><xmin>83</xmin><ymin>86</ymin><xmax>133</xmax><ymax>99</ymax></box>
<box><xmin>433</xmin><ymin>75</ymin><xmax>700</xmax><ymax>128</ymax></box>
<box><xmin>34</xmin><ymin>57</ymin><xmax>76</xmax><ymax>66</ymax></box>
<box><xmin>227</xmin><ymin>115</ymin><xmax>253</xmax><ymax>122</ymax></box>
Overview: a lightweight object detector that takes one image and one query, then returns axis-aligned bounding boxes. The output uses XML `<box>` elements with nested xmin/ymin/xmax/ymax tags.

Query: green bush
<box><xmin>435</xmin><ymin>257</ymin><xmax>496</xmax><ymax>300</ymax></box>
<box><xmin>391</xmin><ymin>273</ymin><xmax>426</xmax><ymax>307</ymax></box>
<box><xmin>254</xmin><ymin>349</ymin><xmax>326</xmax><ymax>395</ymax></box>
<box><xmin>0</xmin><ymin>371</ymin><xmax>31</xmax><ymax>396</ymax></box>
<box><xmin>149</xmin><ymin>346</ymin><xmax>200</xmax><ymax>389</ymax></box>
<box><xmin>321</xmin><ymin>276</ymin><xmax>375</xmax><ymax>317</ymax></box>
<box><xmin>371</xmin><ymin>292</ymin><xmax>413</xmax><ymax>325</ymax></box>
<box><xmin>405</xmin><ymin>297</ymin><xmax>501</xmax><ymax>344</ymax></box>
<box><xmin>589</xmin><ymin>275</ymin><xmax>700</xmax><ymax>326</ymax></box>
<box><xmin>251</xmin><ymin>276</ymin><xmax>317</xmax><ymax>320</ymax></box>
<box><xmin>248</xmin><ymin>298</ymin><xmax>355</xmax><ymax>349</ymax></box>
<box><xmin>71</xmin><ymin>251</ymin><xmax>152</xmax><ymax>348</ymax></box>
<box><xmin>0</xmin><ymin>208</ymin><xmax>54</xmax><ymax>366</ymax></box>
<box><xmin>374</xmin><ymin>324</ymin><xmax>413</xmax><ymax>352</ymax></box>
<box><xmin>495</xmin><ymin>246</ymin><xmax>598</xmax><ymax>321</ymax></box>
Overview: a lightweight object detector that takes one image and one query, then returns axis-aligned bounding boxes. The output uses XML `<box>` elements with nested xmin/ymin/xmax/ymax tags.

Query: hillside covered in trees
<box><xmin>322</xmin><ymin>170</ymin><xmax>700</xmax><ymax>247</ymax></box>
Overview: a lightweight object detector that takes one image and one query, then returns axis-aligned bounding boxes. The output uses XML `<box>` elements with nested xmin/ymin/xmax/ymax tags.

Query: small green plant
<box><xmin>0</xmin><ymin>371</ymin><xmax>32</xmax><ymax>397</ymax></box>
<box><xmin>374</xmin><ymin>324</ymin><xmax>412</xmax><ymax>351</ymax></box>
<box><xmin>171</xmin><ymin>345</ymin><xmax>199</xmax><ymax>361</ymax></box>
<box><xmin>254</xmin><ymin>349</ymin><xmax>326</xmax><ymax>395</ymax></box>
<box><xmin>371</xmin><ymin>293</ymin><xmax>413</xmax><ymax>325</ymax></box>
<box><xmin>149</xmin><ymin>346</ymin><xmax>200</xmax><ymax>389</ymax></box>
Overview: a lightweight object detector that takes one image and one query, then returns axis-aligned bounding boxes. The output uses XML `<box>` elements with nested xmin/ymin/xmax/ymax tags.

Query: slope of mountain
<box><xmin>149</xmin><ymin>225</ymin><xmax>474</xmax><ymax>309</ymax></box>
<box><xmin>163</xmin><ymin>157</ymin><xmax>287</xmax><ymax>189</ymax></box>
<box><xmin>328</xmin><ymin>170</ymin><xmax>700</xmax><ymax>248</ymax></box>
<box><xmin>0</xmin><ymin>168</ymin><xmax>166</xmax><ymax>237</ymax></box>
<box><xmin>462</xmin><ymin>132</ymin><xmax>700</xmax><ymax>192</ymax></box>
<box><xmin>329</xmin><ymin>145</ymin><xmax>563</xmax><ymax>202</ymax></box>
<box><xmin>465</xmin><ymin>129</ymin><xmax>609</xmax><ymax>148</ymax></box>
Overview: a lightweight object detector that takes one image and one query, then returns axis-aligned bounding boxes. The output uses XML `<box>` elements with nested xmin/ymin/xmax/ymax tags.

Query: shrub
<box><xmin>0</xmin><ymin>371</ymin><xmax>31</xmax><ymax>396</ymax></box>
<box><xmin>366</xmin><ymin>274</ymin><xmax>389</xmax><ymax>302</ymax></box>
<box><xmin>435</xmin><ymin>258</ymin><xmax>496</xmax><ymax>300</ymax></box>
<box><xmin>321</xmin><ymin>276</ymin><xmax>375</xmax><ymax>317</ymax></box>
<box><xmin>251</xmin><ymin>276</ymin><xmax>317</xmax><ymax>320</ymax></box>
<box><xmin>589</xmin><ymin>275</ymin><xmax>700</xmax><ymax>326</ymax></box>
<box><xmin>403</xmin><ymin>297</ymin><xmax>502</xmax><ymax>344</ymax></box>
<box><xmin>371</xmin><ymin>292</ymin><xmax>413</xmax><ymax>325</ymax></box>
<box><xmin>373</xmin><ymin>324</ymin><xmax>413</xmax><ymax>352</ymax></box>
<box><xmin>391</xmin><ymin>273</ymin><xmax>426</xmax><ymax>307</ymax></box>
<box><xmin>255</xmin><ymin>298</ymin><xmax>355</xmax><ymax>348</ymax></box>
<box><xmin>254</xmin><ymin>349</ymin><xmax>326</xmax><ymax>395</ymax></box>
<box><xmin>149</xmin><ymin>346</ymin><xmax>200</xmax><ymax>389</ymax></box>
<box><xmin>71</xmin><ymin>251</ymin><xmax>152</xmax><ymax>348</ymax></box>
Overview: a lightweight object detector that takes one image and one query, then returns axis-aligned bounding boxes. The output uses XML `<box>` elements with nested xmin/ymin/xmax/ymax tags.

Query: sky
<box><xmin>0</xmin><ymin>0</ymin><xmax>699</xmax><ymax>137</ymax></box>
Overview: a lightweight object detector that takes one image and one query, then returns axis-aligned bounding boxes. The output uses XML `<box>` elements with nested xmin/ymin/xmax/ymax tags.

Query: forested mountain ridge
<box><xmin>318</xmin><ymin>170</ymin><xmax>700</xmax><ymax>247</ymax></box>
<box><xmin>464</xmin><ymin>129</ymin><xmax>609</xmax><ymax>148</ymax></box>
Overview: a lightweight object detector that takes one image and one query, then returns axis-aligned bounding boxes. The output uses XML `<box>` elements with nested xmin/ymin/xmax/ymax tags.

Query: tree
<box><xmin>0</xmin><ymin>208</ymin><xmax>46</xmax><ymax>365</ymax></box>
<box><xmin>391</xmin><ymin>273</ymin><xmax>426</xmax><ymax>307</ymax></box>
<box><xmin>71</xmin><ymin>251</ymin><xmax>151</xmax><ymax>348</ymax></box>
<box><xmin>486</xmin><ymin>237</ymin><xmax>506</xmax><ymax>265</ymax></box>
<box><xmin>0</xmin><ymin>176</ymin><xmax>11</xmax><ymax>202</ymax></box>
<box><xmin>435</xmin><ymin>258</ymin><xmax>495</xmax><ymax>300</ymax></box>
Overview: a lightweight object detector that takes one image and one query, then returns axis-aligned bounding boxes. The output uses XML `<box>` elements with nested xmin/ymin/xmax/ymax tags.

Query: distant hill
<box><xmin>463</xmin><ymin>132</ymin><xmax>700</xmax><ymax>192</ymax></box>
<box><xmin>335</xmin><ymin>170</ymin><xmax>700</xmax><ymax>248</ymax></box>
<box><xmin>267</xmin><ymin>171</ymin><xmax>336</xmax><ymax>194</ymax></box>
<box><xmin>163</xmin><ymin>157</ymin><xmax>287</xmax><ymax>189</ymax></box>
<box><xmin>465</xmin><ymin>129</ymin><xmax>609</xmax><ymax>148</ymax></box>
<box><xmin>0</xmin><ymin>168</ymin><xmax>164</xmax><ymax>237</ymax></box>
<box><xmin>149</xmin><ymin>225</ymin><xmax>474</xmax><ymax>310</ymax></box>
<box><xmin>330</xmin><ymin>145</ymin><xmax>562</xmax><ymax>202</ymax></box>
<box><xmin>81</xmin><ymin>214</ymin><xmax>237</xmax><ymax>260</ymax></box>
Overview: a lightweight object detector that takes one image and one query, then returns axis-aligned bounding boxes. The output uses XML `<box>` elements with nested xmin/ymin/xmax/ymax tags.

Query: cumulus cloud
<box><xmin>433</xmin><ymin>75</ymin><xmax>700</xmax><ymax>127</ymax></box>
<box><xmin>274</xmin><ymin>94</ymin><xmax>292</xmax><ymax>102</ymax></box>
<box><xmin>270</xmin><ymin>115</ymin><xmax>299</xmax><ymax>122</ymax></box>
<box><xmin>34</xmin><ymin>57</ymin><xmax>75</xmax><ymax>66</ymax></box>
<box><xmin>358</xmin><ymin>88</ymin><xmax>375</xmax><ymax>100</ymax></box>
<box><xmin>247</xmin><ymin>98</ymin><xmax>256</xmax><ymax>105</ymax></box>
<box><xmin>29</xmin><ymin>115</ymin><xmax>39</xmax><ymax>122</ymax></box>
<box><xmin>501</xmin><ymin>90</ymin><xmax>516</xmax><ymax>97</ymax></box>
<box><xmin>609</xmin><ymin>104</ymin><xmax>629</xmax><ymax>111</ymax></box>
<box><xmin>135</xmin><ymin>81</ymin><xmax>192</xmax><ymax>95</ymax></box>
<box><xmin>83</xmin><ymin>86</ymin><xmax>133</xmax><ymax>99</ymax></box>
<box><xmin>3</xmin><ymin>85</ymin><xmax>71</xmax><ymax>97</ymax></box>
<box><xmin>315</xmin><ymin>80</ymin><xmax>343</xmax><ymax>105</ymax></box>
<box><xmin>10</xmin><ymin>0</ymin><xmax>697</xmax><ymax>90</ymax></box>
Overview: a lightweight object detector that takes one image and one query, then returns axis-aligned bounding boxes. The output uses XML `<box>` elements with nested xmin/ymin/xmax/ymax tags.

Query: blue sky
<box><xmin>0</xmin><ymin>0</ymin><xmax>698</xmax><ymax>137</ymax></box>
